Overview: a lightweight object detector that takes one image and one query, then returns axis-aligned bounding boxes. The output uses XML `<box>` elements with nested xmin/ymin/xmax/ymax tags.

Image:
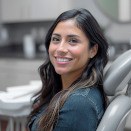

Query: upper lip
<box><xmin>54</xmin><ymin>56</ymin><xmax>73</xmax><ymax>60</ymax></box>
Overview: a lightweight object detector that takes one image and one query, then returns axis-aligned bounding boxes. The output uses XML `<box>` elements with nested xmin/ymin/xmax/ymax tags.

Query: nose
<box><xmin>56</xmin><ymin>41</ymin><xmax>68</xmax><ymax>55</ymax></box>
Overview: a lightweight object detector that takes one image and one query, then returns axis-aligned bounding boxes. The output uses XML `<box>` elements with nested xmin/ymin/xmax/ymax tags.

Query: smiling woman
<box><xmin>27</xmin><ymin>8</ymin><xmax>108</xmax><ymax>131</ymax></box>
<box><xmin>49</xmin><ymin>20</ymin><xmax>94</xmax><ymax>88</ymax></box>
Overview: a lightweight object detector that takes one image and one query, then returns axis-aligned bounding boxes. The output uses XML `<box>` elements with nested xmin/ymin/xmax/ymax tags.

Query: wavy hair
<box><xmin>27</xmin><ymin>8</ymin><xmax>108</xmax><ymax>131</ymax></box>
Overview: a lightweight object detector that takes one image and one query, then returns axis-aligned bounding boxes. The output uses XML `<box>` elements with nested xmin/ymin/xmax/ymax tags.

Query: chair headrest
<box><xmin>104</xmin><ymin>50</ymin><xmax>131</xmax><ymax>96</ymax></box>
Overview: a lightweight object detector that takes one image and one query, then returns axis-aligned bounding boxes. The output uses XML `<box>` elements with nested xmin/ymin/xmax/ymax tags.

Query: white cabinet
<box><xmin>30</xmin><ymin>0</ymin><xmax>72</xmax><ymax>21</ymax></box>
<box><xmin>1</xmin><ymin>0</ymin><xmax>20</xmax><ymax>22</ymax></box>
<box><xmin>0</xmin><ymin>0</ymin><xmax>30</xmax><ymax>22</ymax></box>
<box><xmin>30</xmin><ymin>0</ymin><xmax>59</xmax><ymax>21</ymax></box>
<box><xmin>0</xmin><ymin>0</ymin><xmax>72</xmax><ymax>23</ymax></box>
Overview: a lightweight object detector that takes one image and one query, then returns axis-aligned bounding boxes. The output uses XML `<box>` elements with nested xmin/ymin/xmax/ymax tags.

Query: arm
<box><xmin>53</xmin><ymin>94</ymin><xmax>99</xmax><ymax>131</ymax></box>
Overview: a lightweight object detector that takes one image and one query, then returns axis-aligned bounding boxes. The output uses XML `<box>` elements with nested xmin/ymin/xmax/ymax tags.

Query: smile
<box><xmin>55</xmin><ymin>57</ymin><xmax>72</xmax><ymax>62</ymax></box>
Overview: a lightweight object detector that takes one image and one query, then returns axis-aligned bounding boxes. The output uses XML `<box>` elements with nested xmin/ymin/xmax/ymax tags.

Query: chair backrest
<box><xmin>97</xmin><ymin>49</ymin><xmax>131</xmax><ymax>131</ymax></box>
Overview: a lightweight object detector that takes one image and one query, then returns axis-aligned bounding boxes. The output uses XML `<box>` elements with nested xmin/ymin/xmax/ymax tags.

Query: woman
<box><xmin>27</xmin><ymin>8</ymin><xmax>108</xmax><ymax>131</ymax></box>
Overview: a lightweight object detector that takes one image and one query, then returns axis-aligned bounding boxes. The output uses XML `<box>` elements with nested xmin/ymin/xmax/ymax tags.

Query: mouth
<box><xmin>55</xmin><ymin>57</ymin><xmax>73</xmax><ymax>62</ymax></box>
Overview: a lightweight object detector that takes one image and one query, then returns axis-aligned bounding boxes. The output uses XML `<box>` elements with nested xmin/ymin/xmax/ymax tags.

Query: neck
<box><xmin>61</xmin><ymin>72</ymin><xmax>82</xmax><ymax>90</ymax></box>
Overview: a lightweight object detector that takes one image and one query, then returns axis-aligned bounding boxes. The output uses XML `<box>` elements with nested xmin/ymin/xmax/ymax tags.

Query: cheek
<box><xmin>74</xmin><ymin>48</ymin><xmax>90</xmax><ymax>65</ymax></box>
<box><xmin>72</xmin><ymin>47</ymin><xmax>89</xmax><ymax>58</ymax></box>
<box><xmin>49</xmin><ymin>44</ymin><xmax>55</xmax><ymax>56</ymax></box>
<box><xmin>48</xmin><ymin>45</ymin><xmax>54</xmax><ymax>62</ymax></box>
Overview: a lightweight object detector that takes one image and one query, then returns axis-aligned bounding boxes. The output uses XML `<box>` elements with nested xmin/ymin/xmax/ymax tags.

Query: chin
<box><xmin>55</xmin><ymin>69</ymin><xmax>67</xmax><ymax>75</ymax></box>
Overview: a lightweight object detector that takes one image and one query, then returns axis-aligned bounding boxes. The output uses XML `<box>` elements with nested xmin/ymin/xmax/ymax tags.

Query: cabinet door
<box><xmin>30</xmin><ymin>0</ymin><xmax>60</xmax><ymax>21</ymax></box>
<box><xmin>0</xmin><ymin>0</ymin><xmax>72</xmax><ymax>23</ymax></box>
<box><xmin>0</xmin><ymin>0</ymin><xmax>30</xmax><ymax>23</ymax></box>
<box><xmin>1</xmin><ymin>0</ymin><xmax>21</xmax><ymax>22</ymax></box>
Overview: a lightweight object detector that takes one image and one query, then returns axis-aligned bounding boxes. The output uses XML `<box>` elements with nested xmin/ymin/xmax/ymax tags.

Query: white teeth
<box><xmin>56</xmin><ymin>58</ymin><xmax>70</xmax><ymax>62</ymax></box>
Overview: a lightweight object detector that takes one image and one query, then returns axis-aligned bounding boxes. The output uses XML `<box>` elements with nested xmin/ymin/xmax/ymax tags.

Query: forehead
<box><xmin>52</xmin><ymin>19</ymin><xmax>85</xmax><ymax>36</ymax></box>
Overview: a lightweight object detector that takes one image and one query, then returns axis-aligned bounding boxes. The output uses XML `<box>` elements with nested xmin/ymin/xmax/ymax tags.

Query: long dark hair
<box><xmin>28</xmin><ymin>8</ymin><xmax>108</xmax><ymax>131</ymax></box>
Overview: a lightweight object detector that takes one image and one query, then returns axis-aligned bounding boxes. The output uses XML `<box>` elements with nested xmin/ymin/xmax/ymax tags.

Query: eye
<box><xmin>51</xmin><ymin>36</ymin><xmax>60</xmax><ymax>43</ymax></box>
<box><xmin>68</xmin><ymin>38</ymin><xmax>79</xmax><ymax>45</ymax></box>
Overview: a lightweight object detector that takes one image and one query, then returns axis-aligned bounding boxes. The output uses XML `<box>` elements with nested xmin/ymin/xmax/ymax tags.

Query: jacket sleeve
<box><xmin>53</xmin><ymin>94</ymin><xmax>99</xmax><ymax>131</ymax></box>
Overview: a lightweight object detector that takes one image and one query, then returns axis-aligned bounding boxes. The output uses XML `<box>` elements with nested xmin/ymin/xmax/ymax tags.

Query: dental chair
<box><xmin>97</xmin><ymin>49</ymin><xmax>131</xmax><ymax>131</ymax></box>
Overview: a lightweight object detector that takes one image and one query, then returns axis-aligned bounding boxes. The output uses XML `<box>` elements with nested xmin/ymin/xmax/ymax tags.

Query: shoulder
<box><xmin>55</xmin><ymin>86</ymin><xmax>105</xmax><ymax>130</ymax></box>
<box><xmin>68</xmin><ymin>86</ymin><xmax>103</xmax><ymax>106</ymax></box>
<box><xmin>62</xmin><ymin>86</ymin><xmax>104</xmax><ymax>119</ymax></box>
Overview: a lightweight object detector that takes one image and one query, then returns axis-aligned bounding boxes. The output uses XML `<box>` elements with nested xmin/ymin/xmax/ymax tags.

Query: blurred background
<box><xmin>0</xmin><ymin>0</ymin><xmax>131</xmax><ymax>130</ymax></box>
<box><xmin>0</xmin><ymin>0</ymin><xmax>131</xmax><ymax>88</ymax></box>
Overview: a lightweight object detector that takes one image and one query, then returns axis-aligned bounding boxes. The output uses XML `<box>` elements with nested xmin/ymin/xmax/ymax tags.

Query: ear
<box><xmin>90</xmin><ymin>44</ymin><xmax>98</xmax><ymax>58</ymax></box>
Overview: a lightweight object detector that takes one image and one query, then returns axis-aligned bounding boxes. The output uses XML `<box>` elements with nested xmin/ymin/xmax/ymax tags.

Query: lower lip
<box><xmin>56</xmin><ymin>60</ymin><xmax>71</xmax><ymax>65</ymax></box>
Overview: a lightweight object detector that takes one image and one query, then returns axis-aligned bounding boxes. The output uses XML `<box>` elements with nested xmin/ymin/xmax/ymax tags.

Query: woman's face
<box><xmin>49</xmin><ymin>19</ymin><xmax>94</xmax><ymax>78</ymax></box>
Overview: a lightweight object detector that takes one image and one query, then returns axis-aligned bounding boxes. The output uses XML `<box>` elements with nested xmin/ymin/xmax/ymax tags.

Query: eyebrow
<box><xmin>52</xmin><ymin>33</ymin><xmax>80</xmax><ymax>38</ymax></box>
<box><xmin>52</xmin><ymin>33</ymin><xmax>60</xmax><ymax>37</ymax></box>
